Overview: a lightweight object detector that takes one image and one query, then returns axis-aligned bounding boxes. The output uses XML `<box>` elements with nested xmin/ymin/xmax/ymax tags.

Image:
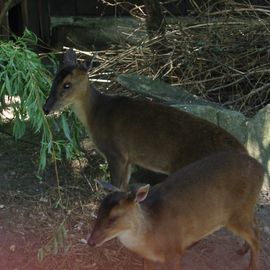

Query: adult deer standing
<box><xmin>88</xmin><ymin>152</ymin><xmax>263</xmax><ymax>270</ymax></box>
<box><xmin>43</xmin><ymin>49</ymin><xmax>247</xmax><ymax>190</ymax></box>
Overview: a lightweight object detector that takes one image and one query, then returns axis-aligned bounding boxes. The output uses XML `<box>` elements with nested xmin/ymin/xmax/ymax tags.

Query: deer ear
<box><xmin>78</xmin><ymin>59</ymin><xmax>93</xmax><ymax>71</ymax></box>
<box><xmin>83</xmin><ymin>59</ymin><xmax>93</xmax><ymax>70</ymax></box>
<box><xmin>63</xmin><ymin>48</ymin><xmax>77</xmax><ymax>66</ymax></box>
<box><xmin>95</xmin><ymin>179</ymin><xmax>120</xmax><ymax>193</ymax></box>
<box><xmin>135</xmin><ymin>184</ymin><xmax>150</xmax><ymax>203</ymax></box>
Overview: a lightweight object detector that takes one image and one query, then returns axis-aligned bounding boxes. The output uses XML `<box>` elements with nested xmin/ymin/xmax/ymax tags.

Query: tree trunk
<box><xmin>144</xmin><ymin>0</ymin><xmax>165</xmax><ymax>38</ymax></box>
<box><xmin>143</xmin><ymin>0</ymin><xmax>168</xmax><ymax>54</ymax></box>
<box><xmin>143</xmin><ymin>0</ymin><xmax>170</xmax><ymax>81</ymax></box>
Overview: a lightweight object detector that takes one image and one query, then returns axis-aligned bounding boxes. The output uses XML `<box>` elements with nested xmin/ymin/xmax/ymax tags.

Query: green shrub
<box><xmin>0</xmin><ymin>30</ymin><xmax>83</xmax><ymax>172</ymax></box>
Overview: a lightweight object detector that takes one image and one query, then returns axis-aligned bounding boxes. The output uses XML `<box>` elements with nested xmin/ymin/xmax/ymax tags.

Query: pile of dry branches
<box><xmin>83</xmin><ymin>1</ymin><xmax>270</xmax><ymax>116</ymax></box>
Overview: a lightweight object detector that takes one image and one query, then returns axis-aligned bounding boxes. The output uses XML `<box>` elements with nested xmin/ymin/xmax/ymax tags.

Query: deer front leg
<box><xmin>106</xmin><ymin>155</ymin><xmax>131</xmax><ymax>190</ymax></box>
<box><xmin>166</xmin><ymin>257</ymin><xmax>181</xmax><ymax>270</ymax></box>
<box><xmin>143</xmin><ymin>259</ymin><xmax>157</xmax><ymax>270</ymax></box>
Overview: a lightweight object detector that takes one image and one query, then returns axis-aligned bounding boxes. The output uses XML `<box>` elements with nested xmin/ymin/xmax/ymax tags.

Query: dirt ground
<box><xmin>0</xmin><ymin>130</ymin><xmax>269</xmax><ymax>270</ymax></box>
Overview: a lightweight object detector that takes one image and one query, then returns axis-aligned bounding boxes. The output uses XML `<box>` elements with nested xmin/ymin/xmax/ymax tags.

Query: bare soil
<box><xmin>0</xmin><ymin>131</ymin><xmax>269</xmax><ymax>270</ymax></box>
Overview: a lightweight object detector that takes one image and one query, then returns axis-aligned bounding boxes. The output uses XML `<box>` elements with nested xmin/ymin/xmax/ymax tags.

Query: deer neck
<box><xmin>118</xmin><ymin>205</ymin><xmax>163</xmax><ymax>261</ymax></box>
<box><xmin>71</xmin><ymin>84</ymin><xmax>101</xmax><ymax>134</ymax></box>
<box><xmin>118</xmin><ymin>205</ymin><xmax>149</xmax><ymax>251</ymax></box>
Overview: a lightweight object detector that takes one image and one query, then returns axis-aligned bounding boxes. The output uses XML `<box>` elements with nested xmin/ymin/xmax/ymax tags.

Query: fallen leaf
<box><xmin>10</xmin><ymin>245</ymin><xmax>16</xmax><ymax>252</ymax></box>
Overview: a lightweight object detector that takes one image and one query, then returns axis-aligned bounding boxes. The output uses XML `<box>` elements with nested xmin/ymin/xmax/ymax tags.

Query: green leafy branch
<box><xmin>0</xmin><ymin>30</ymin><xmax>84</xmax><ymax>180</ymax></box>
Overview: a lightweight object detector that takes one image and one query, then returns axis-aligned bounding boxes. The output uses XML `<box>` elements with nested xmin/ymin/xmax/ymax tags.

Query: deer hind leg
<box><xmin>143</xmin><ymin>259</ymin><xmax>157</xmax><ymax>270</ymax></box>
<box><xmin>237</xmin><ymin>217</ymin><xmax>260</xmax><ymax>256</ymax></box>
<box><xmin>237</xmin><ymin>241</ymin><xmax>250</xmax><ymax>255</ymax></box>
<box><xmin>107</xmin><ymin>155</ymin><xmax>131</xmax><ymax>190</ymax></box>
<box><xmin>227</xmin><ymin>216</ymin><xmax>260</xmax><ymax>270</ymax></box>
<box><xmin>144</xmin><ymin>257</ymin><xmax>181</xmax><ymax>270</ymax></box>
<box><xmin>165</xmin><ymin>256</ymin><xmax>181</xmax><ymax>270</ymax></box>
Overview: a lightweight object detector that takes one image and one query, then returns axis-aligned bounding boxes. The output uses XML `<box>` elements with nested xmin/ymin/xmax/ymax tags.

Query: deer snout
<box><xmin>87</xmin><ymin>229</ymin><xmax>106</xmax><ymax>247</ymax></box>
<box><xmin>87</xmin><ymin>234</ymin><xmax>97</xmax><ymax>247</ymax></box>
<box><xmin>43</xmin><ymin>104</ymin><xmax>50</xmax><ymax>115</ymax></box>
<box><xmin>43</xmin><ymin>93</ymin><xmax>58</xmax><ymax>115</ymax></box>
<box><xmin>87</xmin><ymin>237</ymin><xmax>96</xmax><ymax>247</ymax></box>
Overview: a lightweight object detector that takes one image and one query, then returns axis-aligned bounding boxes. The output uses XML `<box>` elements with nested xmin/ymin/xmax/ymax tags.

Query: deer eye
<box><xmin>107</xmin><ymin>216</ymin><xmax>117</xmax><ymax>227</ymax></box>
<box><xmin>63</xmin><ymin>83</ymin><xmax>71</xmax><ymax>89</ymax></box>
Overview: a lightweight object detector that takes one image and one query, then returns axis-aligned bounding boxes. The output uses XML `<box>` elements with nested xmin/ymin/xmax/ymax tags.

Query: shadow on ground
<box><xmin>0</xmin><ymin>132</ymin><xmax>269</xmax><ymax>270</ymax></box>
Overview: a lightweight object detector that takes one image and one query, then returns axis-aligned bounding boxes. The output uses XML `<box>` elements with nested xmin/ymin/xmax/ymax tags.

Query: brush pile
<box><xmin>80</xmin><ymin>1</ymin><xmax>270</xmax><ymax>116</ymax></box>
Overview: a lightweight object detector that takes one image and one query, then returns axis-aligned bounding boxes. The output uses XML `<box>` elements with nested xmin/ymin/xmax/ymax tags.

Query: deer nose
<box><xmin>43</xmin><ymin>104</ymin><xmax>50</xmax><ymax>115</ymax></box>
<box><xmin>87</xmin><ymin>235</ymin><xmax>96</xmax><ymax>247</ymax></box>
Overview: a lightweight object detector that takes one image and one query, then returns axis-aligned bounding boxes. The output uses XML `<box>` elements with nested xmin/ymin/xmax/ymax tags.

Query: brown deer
<box><xmin>43</xmin><ymin>49</ymin><xmax>247</xmax><ymax>190</ymax></box>
<box><xmin>88</xmin><ymin>151</ymin><xmax>263</xmax><ymax>270</ymax></box>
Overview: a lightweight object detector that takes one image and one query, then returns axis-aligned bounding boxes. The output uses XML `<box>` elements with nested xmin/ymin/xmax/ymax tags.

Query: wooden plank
<box><xmin>38</xmin><ymin>0</ymin><xmax>50</xmax><ymax>44</ymax></box>
<box><xmin>51</xmin><ymin>0</ymin><xmax>270</xmax><ymax>17</ymax></box>
<box><xmin>75</xmin><ymin>0</ymin><xmax>189</xmax><ymax>16</ymax></box>
<box><xmin>49</xmin><ymin>0</ymin><xmax>77</xmax><ymax>16</ymax></box>
<box><xmin>22</xmin><ymin>0</ymin><xmax>40</xmax><ymax>37</ymax></box>
<box><xmin>0</xmin><ymin>0</ymin><xmax>10</xmax><ymax>38</ymax></box>
<box><xmin>8</xmin><ymin>1</ymin><xmax>24</xmax><ymax>36</ymax></box>
<box><xmin>21</xmin><ymin>0</ymin><xmax>50</xmax><ymax>44</ymax></box>
<box><xmin>9</xmin><ymin>0</ymin><xmax>23</xmax><ymax>9</ymax></box>
<box><xmin>21</xmin><ymin>0</ymin><xmax>29</xmax><ymax>28</ymax></box>
<box><xmin>74</xmin><ymin>0</ymin><xmax>140</xmax><ymax>16</ymax></box>
<box><xmin>76</xmin><ymin>0</ymin><xmax>114</xmax><ymax>16</ymax></box>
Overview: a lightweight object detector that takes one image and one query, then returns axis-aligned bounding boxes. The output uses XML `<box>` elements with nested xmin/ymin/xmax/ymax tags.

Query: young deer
<box><xmin>43</xmin><ymin>49</ymin><xmax>247</xmax><ymax>190</ymax></box>
<box><xmin>88</xmin><ymin>152</ymin><xmax>263</xmax><ymax>270</ymax></box>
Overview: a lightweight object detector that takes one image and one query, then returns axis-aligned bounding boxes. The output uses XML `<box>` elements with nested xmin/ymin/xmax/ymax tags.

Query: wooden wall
<box><xmin>1</xmin><ymin>0</ymin><xmax>270</xmax><ymax>44</ymax></box>
<box><xmin>0</xmin><ymin>0</ymin><xmax>50</xmax><ymax>43</ymax></box>
<box><xmin>49</xmin><ymin>0</ymin><xmax>270</xmax><ymax>17</ymax></box>
<box><xmin>49</xmin><ymin>0</ymin><xmax>189</xmax><ymax>17</ymax></box>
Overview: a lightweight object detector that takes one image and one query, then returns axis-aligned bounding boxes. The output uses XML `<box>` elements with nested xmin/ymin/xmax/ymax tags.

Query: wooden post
<box><xmin>38</xmin><ymin>0</ymin><xmax>50</xmax><ymax>44</ymax></box>
<box><xmin>21</xmin><ymin>0</ymin><xmax>50</xmax><ymax>44</ymax></box>
<box><xmin>143</xmin><ymin>0</ymin><xmax>168</xmax><ymax>54</ymax></box>
<box><xmin>21</xmin><ymin>0</ymin><xmax>28</xmax><ymax>28</ymax></box>
<box><xmin>0</xmin><ymin>0</ymin><xmax>12</xmax><ymax>38</ymax></box>
<box><xmin>144</xmin><ymin>0</ymin><xmax>165</xmax><ymax>38</ymax></box>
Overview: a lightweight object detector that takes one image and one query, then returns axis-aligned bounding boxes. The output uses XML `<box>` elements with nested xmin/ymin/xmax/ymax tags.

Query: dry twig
<box><xmin>75</xmin><ymin>1</ymin><xmax>270</xmax><ymax>116</ymax></box>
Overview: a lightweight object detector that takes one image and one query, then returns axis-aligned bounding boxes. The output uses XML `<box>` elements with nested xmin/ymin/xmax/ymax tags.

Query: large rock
<box><xmin>118</xmin><ymin>74</ymin><xmax>222</xmax><ymax>108</ymax></box>
<box><xmin>246</xmin><ymin>105</ymin><xmax>270</xmax><ymax>190</ymax></box>
<box><xmin>216</xmin><ymin>109</ymin><xmax>247</xmax><ymax>144</ymax></box>
<box><xmin>172</xmin><ymin>104</ymin><xmax>247</xmax><ymax>144</ymax></box>
<box><xmin>117</xmin><ymin>74</ymin><xmax>270</xmax><ymax>190</ymax></box>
